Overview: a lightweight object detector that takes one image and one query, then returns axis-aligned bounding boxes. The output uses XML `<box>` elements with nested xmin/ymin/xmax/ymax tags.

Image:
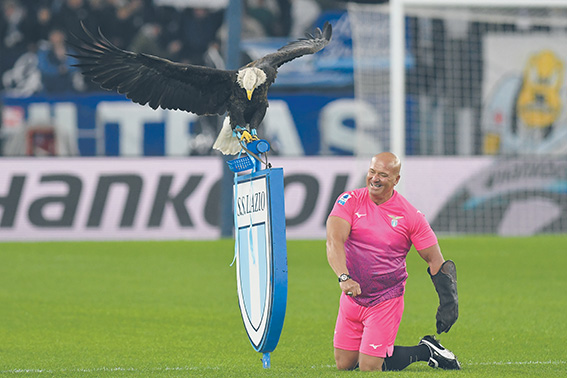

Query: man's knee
<box><xmin>336</xmin><ymin>361</ymin><xmax>358</xmax><ymax>370</ymax></box>
<box><xmin>359</xmin><ymin>361</ymin><xmax>383</xmax><ymax>371</ymax></box>
<box><xmin>359</xmin><ymin>354</ymin><xmax>384</xmax><ymax>371</ymax></box>
<box><xmin>334</xmin><ymin>349</ymin><xmax>359</xmax><ymax>370</ymax></box>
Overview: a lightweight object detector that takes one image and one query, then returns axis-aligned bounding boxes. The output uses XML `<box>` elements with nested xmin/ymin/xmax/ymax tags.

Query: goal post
<box><xmin>348</xmin><ymin>0</ymin><xmax>567</xmax><ymax>158</ymax></box>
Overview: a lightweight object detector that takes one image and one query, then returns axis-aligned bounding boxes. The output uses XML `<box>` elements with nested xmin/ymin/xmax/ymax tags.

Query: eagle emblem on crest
<box><xmin>388</xmin><ymin>214</ymin><xmax>404</xmax><ymax>227</ymax></box>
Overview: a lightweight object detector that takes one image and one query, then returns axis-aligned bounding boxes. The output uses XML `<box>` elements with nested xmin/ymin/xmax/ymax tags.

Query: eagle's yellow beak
<box><xmin>246</xmin><ymin>89</ymin><xmax>253</xmax><ymax>101</ymax></box>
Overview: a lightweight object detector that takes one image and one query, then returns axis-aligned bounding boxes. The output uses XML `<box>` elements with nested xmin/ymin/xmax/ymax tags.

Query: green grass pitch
<box><xmin>1</xmin><ymin>236</ymin><xmax>566</xmax><ymax>377</ymax></box>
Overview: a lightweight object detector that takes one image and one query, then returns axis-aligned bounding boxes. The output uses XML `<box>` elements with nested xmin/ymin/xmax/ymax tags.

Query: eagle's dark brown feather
<box><xmin>68</xmin><ymin>24</ymin><xmax>235</xmax><ymax>115</ymax></box>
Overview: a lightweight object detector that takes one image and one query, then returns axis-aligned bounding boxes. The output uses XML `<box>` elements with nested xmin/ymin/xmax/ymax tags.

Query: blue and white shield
<box><xmin>234</xmin><ymin>168</ymin><xmax>287</xmax><ymax>353</ymax></box>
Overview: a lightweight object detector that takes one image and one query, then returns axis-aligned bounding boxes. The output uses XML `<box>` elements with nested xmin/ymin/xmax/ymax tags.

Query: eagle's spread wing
<box><xmin>68</xmin><ymin>24</ymin><xmax>235</xmax><ymax>115</ymax></box>
<box><xmin>250</xmin><ymin>21</ymin><xmax>332</xmax><ymax>69</ymax></box>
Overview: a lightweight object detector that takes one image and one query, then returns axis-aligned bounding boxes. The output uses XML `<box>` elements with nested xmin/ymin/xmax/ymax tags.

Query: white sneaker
<box><xmin>419</xmin><ymin>335</ymin><xmax>461</xmax><ymax>370</ymax></box>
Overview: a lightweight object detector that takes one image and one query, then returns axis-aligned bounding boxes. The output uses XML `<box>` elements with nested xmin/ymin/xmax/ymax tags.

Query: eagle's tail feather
<box><xmin>213</xmin><ymin>117</ymin><xmax>244</xmax><ymax>155</ymax></box>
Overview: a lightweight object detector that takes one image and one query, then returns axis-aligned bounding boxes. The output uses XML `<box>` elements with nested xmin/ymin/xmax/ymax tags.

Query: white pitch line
<box><xmin>466</xmin><ymin>360</ymin><xmax>567</xmax><ymax>366</ymax></box>
<box><xmin>2</xmin><ymin>361</ymin><xmax>565</xmax><ymax>374</ymax></box>
<box><xmin>311</xmin><ymin>360</ymin><xmax>567</xmax><ymax>369</ymax></box>
<box><xmin>0</xmin><ymin>366</ymin><xmax>220</xmax><ymax>375</ymax></box>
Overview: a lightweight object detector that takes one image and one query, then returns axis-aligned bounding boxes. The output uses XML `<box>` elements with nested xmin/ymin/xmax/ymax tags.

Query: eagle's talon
<box><xmin>239</xmin><ymin>130</ymin><xmax>259</xmax><ymax>144</ymax></box>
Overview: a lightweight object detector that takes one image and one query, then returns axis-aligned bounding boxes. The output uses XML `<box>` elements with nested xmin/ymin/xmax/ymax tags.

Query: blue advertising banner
<box><xmin>1</xmin><ymin>91</ymin><xmax>355</xmax><ymax>156</ymax></box>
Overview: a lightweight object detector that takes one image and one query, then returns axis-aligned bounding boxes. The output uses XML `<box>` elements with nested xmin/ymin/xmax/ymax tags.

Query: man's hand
<box><xmin>429</xmin><ymin>260</ymin><xmax>459</xmax><ymax>333</ymax></box>
<box><xmin>340</xmin><ymin>279</ymin><xmax>362</xmax><ymax>297</ymax></box>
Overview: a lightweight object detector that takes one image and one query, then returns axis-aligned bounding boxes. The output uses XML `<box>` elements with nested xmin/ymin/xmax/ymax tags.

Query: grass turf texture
<box><xmin>1</xmin><ymin>236</ymin><xmax>565</xmax><ymax>377</ymax></box>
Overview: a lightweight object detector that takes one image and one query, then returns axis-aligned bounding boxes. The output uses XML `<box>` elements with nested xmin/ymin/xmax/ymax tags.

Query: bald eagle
<box><xmin>68</xmin><ymin>22</ymin><xmax>332</xmax><ymax>155</ymax></box>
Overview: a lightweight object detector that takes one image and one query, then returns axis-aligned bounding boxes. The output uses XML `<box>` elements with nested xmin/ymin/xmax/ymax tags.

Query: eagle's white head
<box><xmin>237</xmin><ymin>67</ymin><xmax>267</xmax><ymax>100</ymax></box>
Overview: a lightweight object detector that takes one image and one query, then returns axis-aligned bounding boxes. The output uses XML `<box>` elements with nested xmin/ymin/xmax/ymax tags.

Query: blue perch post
<box><xmin>227</xmin><ymin>138</ymin><xmax>287</xmax><ymax>369</ymax></box>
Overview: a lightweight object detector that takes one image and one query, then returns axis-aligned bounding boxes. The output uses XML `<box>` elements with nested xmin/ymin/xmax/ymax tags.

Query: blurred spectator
<box><xmin>87</xmin><ymin>0</ymin><xmax>119</xmax><ymax>39</ymax></box>
<box><xmin>36</xmin><ymin>28</ymin><xmax>83</xmax><ymax>93</ymax></box>
<box><xmin>175</xmin><ymin>7</ymin><xmax>224</xmax><ymax>65</ymax></box>
<box><xmin>246</xmin><ymin>0</ymin><xmax>278</xmax><ymax>36</ymax></box>
<box><xmin>106</xmin><ymin>0</ymin><xmax>145</xmax><ymax>48</ymax></box>
<box><xmin>25</xmin><ymin>4</ymin><xmax>54</xmax><ymax>45</ymax></box>
<box><xmin>276</xmin><ymin>0</ymin><xmax>292</xmax><ymax>36</ymax></box>
<box><xmin>2</xmin><ymin>44</ymin><xmax>41</xmax><ymax>96</ymax></box>
<box><xmin>290</xmin><ymin>0</ymin><xmax>321</xmax><ymax>38</ymax></box>
<box><xmin>1</xmin><ymin>0</ymin><xmax>28</xmax><ymax>50</ymax></box>
<box><xmin>246</xmin><ymin>0</ymin><xmax>291</xmax><ymax>37</ymax></box>
<box><xmin>0</xmin><ymin>0</ymin><xmax>31</xmax><ymax>89</ymax></box>
<box><xmin>128</xmin><ymin>22</ymin><xmax>170</xmax><ymax>57</ymax></box>
<box><xmin>51</xmin><ymin>0</ymin><xmax>93</xmax><ymax>39</ymax></box>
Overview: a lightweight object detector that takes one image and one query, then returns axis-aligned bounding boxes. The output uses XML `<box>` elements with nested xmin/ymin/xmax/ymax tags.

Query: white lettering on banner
<box><xmin>12</xmin><ymin>96</ymin><xmax>389</xmax><ymax>158</ymax></box>
<box><xmin>96</xmin><ymin>100</ymin><xmax>305</xmax><ymax>157</ymax></box>
<box><xmin>165</xmin><ymin>109</ymin><xmax>199</xmax><ymax>156</ymax></box>
<box><xmin>97</xmin><ymin>102</ymin><xmax>163</xmax><ymax>156</ymax></box>
<box><xmin>27</xmin><ymin>102</ymin><xmax>51</xmax><ymax>124</ymax></box>
<box><xmin>98</xmin><ymin>101</ymin><xmax>204</xmax><ymax>156</ymax></box>
<box><xmin>92</xmin><ymin>98</ymin><xmax>386</xmax><ymax>157</ymax></box>
<box><xmin>263</xmin><ymin>100</ymin><xmax>305</xmax><ymax>156</ymax></box>
<box><xmin>319</xmin><ymin>99</ymin><xmax>382</xmax><ymax>155</ymax></box>
<box><xmin>26</xmin><ymin>102</ymin><xmax>79</xmax><ymax>156</ymax></box>
<box><xmin>53</xmin><ymin>103</ymin><xmax>79</xmax><ymax>156</ymax></box>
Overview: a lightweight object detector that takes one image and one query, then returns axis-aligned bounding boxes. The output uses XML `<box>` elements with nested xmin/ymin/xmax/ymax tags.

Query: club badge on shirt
<box><xmin>388</xmin><ymin>214</ymin><xmax>404</xmax><ymax>227</ymax></box>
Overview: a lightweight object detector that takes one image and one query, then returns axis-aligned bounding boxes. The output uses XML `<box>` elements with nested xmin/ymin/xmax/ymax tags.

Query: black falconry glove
<box><xmin>428</xmin><ymin>260</ymin><xmax>458</xmax><ymax>334</ymax></box>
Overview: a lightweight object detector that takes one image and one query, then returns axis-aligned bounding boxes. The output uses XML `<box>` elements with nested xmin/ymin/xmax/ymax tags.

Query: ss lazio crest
<box><xmin>388</xmin><ymin>214</ymin><xmax>404</xmax><ymax>227</ymax></box>
<box><xmin>234</xmin><ymin>168</ymin><xmax>287</xmax><ymax>354</ymax></box>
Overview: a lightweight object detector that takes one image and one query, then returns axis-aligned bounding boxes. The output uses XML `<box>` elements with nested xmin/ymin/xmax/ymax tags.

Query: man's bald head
<box><xmin>371</xmin><ymin>152</ymin><xmax>401</xmax><ymax>176</ymax></box>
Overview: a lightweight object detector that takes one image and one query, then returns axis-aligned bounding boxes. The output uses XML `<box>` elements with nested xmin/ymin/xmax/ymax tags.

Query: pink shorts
<box><xmin>333</xmin><ymin>293</ymin><xmax>404</xmax><ymax>358</ymax></box>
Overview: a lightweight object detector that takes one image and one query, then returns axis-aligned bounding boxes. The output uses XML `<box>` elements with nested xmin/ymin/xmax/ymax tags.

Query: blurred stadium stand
<box><xmin>0</xmin><ymin>0</ymin><xmax>353</xmax><ymax>95</ymax></box>
<box><xmin>1</xmin><ymin>0</ymin><xmax>358</xmax><ymax>157</ymax></box>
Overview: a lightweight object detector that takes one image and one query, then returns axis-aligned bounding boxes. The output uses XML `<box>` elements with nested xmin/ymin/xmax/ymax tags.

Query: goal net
<box><xmin>348</xmin><ymin>1</ymin><xmax>567</xmax><ymax>235</ymax></box>
<box><xmin>348</xmin><ymin>1</ymin><xmax>567</xmax><ymax>156</ymax></box>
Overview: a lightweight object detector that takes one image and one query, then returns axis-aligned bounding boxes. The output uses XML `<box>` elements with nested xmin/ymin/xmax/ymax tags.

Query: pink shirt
<box><xmin>330</xmin><ymin>188</ymin><xmax>438</xmax><ymax>307</ymax></box>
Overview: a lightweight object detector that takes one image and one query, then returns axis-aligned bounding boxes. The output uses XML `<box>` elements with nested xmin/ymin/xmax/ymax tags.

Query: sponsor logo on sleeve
<box><xmin>338</xmin><ymin>193</ymin><xmax>352</xmax><ymax>206</ymax></box>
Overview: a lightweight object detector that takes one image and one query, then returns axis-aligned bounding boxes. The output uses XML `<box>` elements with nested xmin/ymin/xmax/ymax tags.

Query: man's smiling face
<box><xmin>366</xmin><ymin>153</ymin><xmax>401</xmax><ymax>205</ymax></box>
